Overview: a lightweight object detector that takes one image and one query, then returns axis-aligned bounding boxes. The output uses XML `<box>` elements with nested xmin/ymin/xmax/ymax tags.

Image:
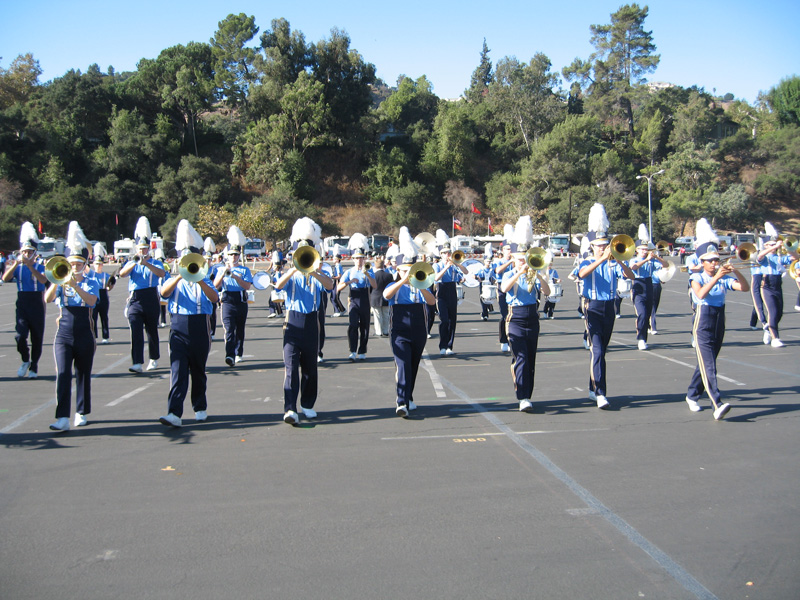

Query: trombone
<box><xmin>45</xmin><ymin>256</ymin><xmax>72</xmax><ymax>286</ymax></box>
<box><xmin>451</xmin><ymin>250</ymin><xmax>465</xmax><ymax>265</ymax></box>
<box><xmin>523</xmin><ymin>247</ymin><xmax>551</xmax><ymax>291</ymax></box>
<box><xmin>293</xmin><ymin>243</ymin><xmax>321</xmax><ymax>280</ymax></box>
<box><xmin>177</xmin><ymin>253</ymin><xmax>209</xmax><ymax>283</ymax></box>
<box><xmin>778</xmin><ymin>235</ymin><xmax>799</xmax><ymax>255</ymax></box>
<box><xmin>610</xmin><ymin>234</ymin><xmax>635</xmax><ymax>262</ymax></box>
<box><xmin>725</xmin><ymin>242</ymin><xmax>758</xmax><ymax>268</ymax></box>
<box><xmin>407</xmin><ymin>261</ymin><xmax>435</xmax><ymax>290</ymax></box>
<box><xmin>656</xmin><ymin>240</ymin><xmax>671</xmax><ymax>256</ymax></box>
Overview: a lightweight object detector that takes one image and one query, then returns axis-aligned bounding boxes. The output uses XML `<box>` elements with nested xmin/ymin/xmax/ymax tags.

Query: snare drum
<box><xmin>456</xmin><ymin>284</ymin><xmax>465</xmax><ymax>300</ymax></box>
<box><xmin>252</xmin><ymin>271</ymin><xmax>272</xmax><ymax>290</ymax></box>
<box><xmin>246</xmin><ymin>289</ymin><xmax>255</xmax><ymax>304</ymax></box>
<box><xmin>270</xmin><ymin>289</ymin><xmax>287</xmax><ymax>304</ymax></box>
<box><xmin>547</xmin><ymin>281</ymin><xmax>563</xmax><ymax>303</ymax></box>
<box><xmin>617</xmin><ymin>278</ymin><xmax>632</xmax><ymax>297</ymax></box>
<box><xmin>480</xmin><ymin>282</ymin><xmax>497</xmax><ymax>302</ymax></box>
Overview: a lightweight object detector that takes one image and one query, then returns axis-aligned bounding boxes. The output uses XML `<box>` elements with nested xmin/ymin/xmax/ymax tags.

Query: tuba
<box><xmin>408</xmin><ymin>261</ymin><xmax>435</xmax><ymax>290</ymax></box>
<box><xmin>178</xmin><ymin>253</ymin><xmax>209</xmax><ymax>283</ymax></box>
<box><xmin>610</xmin><ymin>234</ymin><xmax>636</xmax><ymax>262</ymax></box>
<box><xmin>45</xmin><ymin>256</ymin><xmax>72</xmax><ymax>286</ymax></box>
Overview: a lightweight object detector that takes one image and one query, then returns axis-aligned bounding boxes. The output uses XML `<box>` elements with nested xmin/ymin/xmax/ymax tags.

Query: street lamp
<box><xmin>636</xmin><ymin>169</ymin><xmax>665</xmax><ymax>240</ymax></box>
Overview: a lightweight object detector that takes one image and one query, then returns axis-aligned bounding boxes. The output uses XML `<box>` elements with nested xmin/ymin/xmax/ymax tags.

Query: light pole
<box><xmin>636</xmin><ymin>169</ymin><xmax>664</xmax><ymax>240</ymax></box>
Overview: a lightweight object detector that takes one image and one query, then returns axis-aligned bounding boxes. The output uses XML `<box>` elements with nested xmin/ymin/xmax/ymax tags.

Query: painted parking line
<box><xmin>382</xmin><ymin>427</ymin><xmax>610</xmax><ymax>441</ymax></box>
<box><xmin>106</xmin><ymin>382</ymin><xmax>159</xmax><ymax>407</ymax></box>
<box><xmin>420</xmin><ymin>351</ymin><xmax>447</xmax><ymax>398</ymax></box>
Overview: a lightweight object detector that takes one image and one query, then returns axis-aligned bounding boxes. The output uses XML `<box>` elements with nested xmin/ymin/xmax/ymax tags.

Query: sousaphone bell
<box><xmin>414</xmin><ymin>232</ymin><xmax>436</xmax><ymax>257</ymax></box>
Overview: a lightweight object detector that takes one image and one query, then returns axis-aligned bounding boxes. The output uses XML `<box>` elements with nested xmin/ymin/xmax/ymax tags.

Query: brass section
<box><xmin>610</xmin><ymin>234</ymin><xmax>636</xmax><ymax>262</ymax></box>
<box><xmin>725</xmin><ymin>242</ymin><xmax>759</xmax><ymax>268</ymax></box>
<box><xmin>178</xmin><ymin>253</ymin><xmax>209</xmax><ymax>283</ymax></box>
<box><xmin>524</xmin><ymin>247</ymin><xmax>551</xmax><ymax>292</ymax></box>
<box><xmin>659</xmin><ymin>260</ymin><xmax>677</xmax><ymax>283</ymax></box>
<box><xmin>45</xmin><ymin>256</ymin><xmax>72</xmax><ymax>286</ymax></box>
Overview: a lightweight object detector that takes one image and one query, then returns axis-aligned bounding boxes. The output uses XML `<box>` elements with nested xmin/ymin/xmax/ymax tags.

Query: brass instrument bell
<box><xmin>789</xmin><ymin>259</ymin><xmax>799</xmax><ymax>280</ymax></box>
<box><xmin>292</xmin><ymin>243</ymin><xmax>321</xmax><ymax>275</ymax></box>
<box><xmin>408</xmin><ymin>261</ymin><xmax>435</xmax><ymax>290</ymax></box>
<box><xmin>45</xmin><ymin>256</ymin><xmax>72</xmax><ymax>286</ymax></box>
<box><xmin>610</xmin><ymin>234</ymin><xmax>636</xmax><ymax>262</ymax></box>
<box><xmin>725</xmin><ymin>242</ymin><xmax>758</xmax><ymax>267</ymax></box>
<box><xmin>177</xmin><ymin>253</ymin><xmax>209</xmax><ymax>283</ymax></box>
<box><xmin>413</xmin><ymin>232</ymin><xmax>437</xmax><ymax>256</ymax></box>
<box><xmin>780</xmin><ymin>235</ymin><xmax>798</xmax><ymax>254</ymax></box>
<box><xmin>656</xmin><ymin>240</ymin><xmax>671</xmax><ymax>255</ymax></box>
<box><xmin>523</xmin><ymin>247</ymin><xmax>550</xmax><ymax>291</ymax></box>
<box><xmin>451</xmin><ymin>250</ymin><xmax>465</xmax><ymax>265</ymax></box>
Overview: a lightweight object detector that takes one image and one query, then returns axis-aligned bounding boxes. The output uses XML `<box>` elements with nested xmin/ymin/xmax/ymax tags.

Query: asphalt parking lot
<box><xmin>1</xmin><ymin>258</ymin><xmax>799</xmax><ymax>599</ymax></box>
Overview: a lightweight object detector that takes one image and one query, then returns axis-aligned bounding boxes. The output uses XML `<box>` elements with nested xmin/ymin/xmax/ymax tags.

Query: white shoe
<box><xmin>691</xmin><ymin>336</ymin><xmax>696</xmax><ymax>348</ymax></box>
<box><xmin>356</xmin><ymin>354</ymin><xmax>366</xmax><ymax>360</ymax></box>
<box><xmin>147</xmin><ymin>359</ymin><xmax>158</xmax><ymax>371</ymax></box>
<box><xmin>283</xmin><ymin>410</ymin><xmax>299</xmax><ymax>425</ymax></box>
<box><xmin>638</xmin><ymin>340</ymin><xmax>648</xmax><ymax>351</ymax></box>
<box><xmin>129</xmin><ymin>363</ymin><xmax>143</xmax><ymax>373</ymax></box>
<box><xmin>771</xmin><ymin>338</ymin><xmax>784</xmax><ymax>348</ymax></box>
<box><xmin>763</xmin><ymin>330</ymin><xmax>771</xmax><ymax>345</ymax></box>
<box><xmin>159</xmin><ymin>413</ymin><xmax>182</xmax><ymax>427</ymax></box>
<box><xmin>301</xmin><ymin>407</ymin><xmax>317</xmax><ymax>419</ymax></box>
<box><xmin>615</xmin><ymin>314</ymin><xmax>620</xmax><ymax>319</ymax></box>
<box><xmin>17</xmin><ymin>362</ymin><xmax>30</xmax><ymax>378</ymax></box>
<box><xmin>49</xmin><ymin>417</ymin><xmax>70</xmax><ymax>432</ymax></box>
<box><xmin>685</xmin><ymin>397</ymin><xmax>702</xmax><ymax>412</ymax></box>
<box><xmin>583</xmin><ymin>339</ymin><xmax>590</xmax><ymax>350</ymax></box>
<box><xmin>445</xmin><ymin>349</ymin><xmax>455</xmax><ymax>355</ymax></box>
<box><xmin>268</xmin><ymin>313</ymin><xmax>277</xmax><ymax>318</ymax></box>
<box><xmin>440</xmin><ymin>348</ymin><xmax>447</xmax><ymax>356</ymax></box>
<box><xmin>519</xmin><ymin>399</ymin><xmax>533</xmax><ymax>412</ymax></box>
<box><xmin>317</xmin><ymin>355</ymin><xmax>323</xmax><ymax>363</ymax></box>
<box><xmin>408</xmin><ymin>401</ymin><xmax>417</xmax><ymax>411</ymax></box>
<box><xmin>649</xmin><ymin>329</ymin><xmax>658</xmax><ymax>335</ymax></box>
<box><xmin>795</xmin><ymin>306</ymin><xmax>800</xmax><ymax>311</ymax></box>
<box><xmin>27</xmin><ymin>370</ymin><xmax>38</xmax><ymax>379</ymax></box>
<box><xmin>713</xmin><ymin>403</ymin><xmax>731</xmax><ymax>421</ymax></box>
<box><xmin>500</xmin><ymin>343</ymin><xmax>509</xmax><ymax>352</ymax></box>
<box><xmin>101</xmin><ymin>338</ymin><xmax>109</xmax><ymax>344</ymax></box>
<box><xmin>396</xmin><ymin>404</ymin><xmax>409</xmax><ymax>417</ymax></box>
<box><xmin>333</xmin><ymin>312</ymin><xmax>341</xmax><ymax>318</ymax></box>
<box><xmin>235</xmin><ymin>356</ymin><xmax>243</xmax><ymax>363</ymax></box>
<box><xmin>195</xmin><ymin>410</ymin><xmax>207</xmax><ymax>422</ymax></box>
<box><xmin>348</xmin><ymin>352</ymin><xmax>357</xmax><ymax>361</ymax></box>
<box><xmin>225</xmin><ymin>356</ymin><xmax>235</xmax><ymax>366</ymax></box>
<box><xmin>74</xmin><ymin>413</ymin><xmax>88</xmax><ymax>427</ymax></box>
<box><xmin>427</xmin><ymin>333</ymin><xmax>432</xmax><ymax>339</ymax></box>
<box><xmin>589</xmin><ymin>390</ymin><xmax>597</xmax><ymax>401</ymax></box>
<box><xmin>596</xmin><ymin>394</ymin><xmax>610</xmax><ymax>409</ymax></box>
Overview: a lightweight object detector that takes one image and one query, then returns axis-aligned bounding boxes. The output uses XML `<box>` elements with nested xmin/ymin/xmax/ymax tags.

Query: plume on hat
<box><xmin>385</xmin><ymin>243</ymin><xmax>400</xmax><ymax>260</ymax></box>
<box><xmin>512</xmin><ymin>216</ymin><xmax>534</xmax><ymax>249</ymax></box>
<box><xmin>484</xmin><ymin>242</ymin><xmax>493</xmax><ymax>257</ymax></box>
<box><xmin>19</xmin><ymin>221</ymin><xmax>39</xmax><ymax>248</ymax></box>
<box><xmin>580</xmin><ymin>235</ymin><xmax>591</xmax><ymax>257</ymax></box>
<box><xmin>348</xmin><ymin>232</ymin><xmax>368</xmax><ymax>251</ymax></box>
<box><xmin>637</xmin><ymin>224</ymin><xmax>650</xmax><ymax>245</ymax></box>
<box><xmin>695</xmin><ymin>218</ymin><xmax>719</xmax><ymax>246</ymax></box>
<box><xmin>435</xmin><ymin>229</ymin><xmax>450</xmax><ymax>247</ymax></box>
<box><xmin>398</xmin><ymin>227</ymin><xmax>419</xmax><ymax>262</ymax></box>
<box><xmin>227</xmin><ymin>225</ymin><xmax>247</xmax><ymax>248</ymax></box>
<box><xmin>134</xmin><ymin>216</ymin><xmax>152</xmax><ymax>241</ymax></box>
<box><xmin>93</xmin><ymin>242</ymin><xmax>106</xmax><ymax>259</ymax></box>
<box><xmin>764</xmin><ymin>221</ymin><xmax>779</xmax><ymax>240</ymax></box>
<box><xmin>176</xmin><ymin>220</ymin><xmax>204</xmax><ymax>254</ymax></box>
<box><xmin>587</xmin><ymin>203</ymin><xmax>609</xmax><ymax>234</ymax></box>
<box><xmin>203</xmin><ymin>237</ymin><xmax>216</xmax><ymax>254</ymax></box>
<box><xmin>503</xmin><ymin>223</ymin><xmax>515</xmax><ymax>244</ymax></box>
<box><xmin>66</xmin><ymin>221</ymin><xmax>90</xmax><ymax>257</ymax></box>
<box><xmin>290</xmin><ymin>217</ymin><xmax>321</xmax><ymax>245</ymax></box>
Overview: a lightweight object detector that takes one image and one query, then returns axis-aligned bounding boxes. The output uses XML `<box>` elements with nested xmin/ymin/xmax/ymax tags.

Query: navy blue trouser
<box><xmin>650</xmin><ymin>282</ymin><xmax>662</xmax><ymax>331</ymax></box>
<box><xmin>586</xmin><ymin>299</ymin><xmax>616</xmax><ymax>396</ymax></box>
<box><xmin>498</xmin><ymin>290</ymin><xmax>509</xmax><ymax>344</ymax></box>
<box><xmin>128</xmin><ymin>288</ymin><xmax>161</xmax><ymax>364</ymax></box>
<box><xmin>749</xmin><ymin>274</ymin><xmax>765</xmax><ymax>327</ymax></box>
<box><xmin>688</xmin><ymin>304</ymin><xmax>725</xmax><ymax>405</ymax></box>
<box><xmin>632</xmin><ymin>278</ymin><xmax>653</xmax><ymax>342</ymax></box>
<box><xmin>221</xmin><ymin>295</ymin><xmax>248</xmax><ymax>358</ymax></box>
<box><xmin>436</xmin><ymin>282</ymin><xmax>458</xmax><ymax>350</ymax></box>
<box><xmin>283</xmin><ymin>311</ymin><xmax>319</xmax><ymax>412</ymax></box>
<box><xmin>506</xmin><ymin>305</ymin><xmax>540</xmax><ymax>401</ymax></box>
<box><xmin>16</xmin><ymin>291</ymin><xmax>46</xmax><ymax>372</ymax></box>
<box><xmin>54</xmin><ymin>306</ymin><xmax>95</xmax><ymax>419</ymax></box>
<box><xmin>760</xmin><ymin>275</ymin><xmax>783</xmax><ymax>338</ymax></box>
<box><xmin>347</xmin><ymin>289</ymin><xmax>370</xmax><ymax>353</ymax></box>
<box><xmin>167</xmin><ymin>314</ymin><xmax>210</xmax><ymax>418</ymax></box>
<box><xmin>391</xmin><ymin>304</ymin><xmax>427</xmax><ymax>406</ymax></box>
<box><xmin>92</xmin><ymin>289</ymin><xmax>110</xmax><ymax>339</ymax></box>
<box><xmin>318</xmin><ymin>293</ymin><xmax>328</xmax><ymax>357</ymax></box>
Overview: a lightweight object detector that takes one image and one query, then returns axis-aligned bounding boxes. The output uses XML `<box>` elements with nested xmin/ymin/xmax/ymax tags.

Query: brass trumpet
<box><xmin>408</xmin><ymin>261</ymin><xmax>435</xmax><ymax>290</ymax></box>
<box><xmin>725</xmin><ymin>242</ymin><xmax>758</xmax><ymax>267</ymax></box>
<box><xmin>178</xmin><ymin>253</ymin><xmax>209</xmax><ymax>283</ymax></box>
<box><xmin>610</xmin><ymin>234</ymin><xmax>636</xmax><ymax>262</ymax></box>
<box><xmin>451</xmin><ymin>250</ymin><xmax>465</xmax><ymax>265</ymax></box>
<box><xmin>363</xmin><ymin>261</ymin><xmax>372</xmax><ymax>272</ymax></box>
<box><xmin>45</xmin><ymin>256</ymin><xmax>72</xmax><ymax>286</ymax></box>
<box><xmin>293</xmin><ymin>243</ymin><xmax>321</xmax><ymax>276</ymax></box>
<box><xmin>524</xmin><ymin>247</ymin><xmax>551</xmax><ymax>291</ymax></box>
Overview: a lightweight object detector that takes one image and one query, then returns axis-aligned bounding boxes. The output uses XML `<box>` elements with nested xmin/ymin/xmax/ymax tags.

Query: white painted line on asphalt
<box><xmin>719</xmin><ymin>356</ymin><xmax>800</xmax><ymax>380</ymax></box>
<box><xmin>420</xmin><ymin>351</ymin><xmax>447</xmax><ymax>398</ymax></box>
<box><xmin>435</xmin><ymin>373</ymin><xmax>719</xmax><ymax>600</ymax></box>
<box><xmin>106</xmin><ymin>382</ymin><xmax>158</xmax><ymax>406</ymax></box>
<box><xmin>382</xmin><ymin>427</ymin><xmax>610</xmax><ymax>441</ymax></box>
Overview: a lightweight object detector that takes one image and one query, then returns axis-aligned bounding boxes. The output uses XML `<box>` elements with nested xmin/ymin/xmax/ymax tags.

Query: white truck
<box><xmin>450</xmin><ymin>235</ymin><xmax>477</xmax><ymax>255</ymax></box>
<box><xmin>38</xmin><ymin>236</ymin><xmax>66</xmax><ymax>259</ymax></box>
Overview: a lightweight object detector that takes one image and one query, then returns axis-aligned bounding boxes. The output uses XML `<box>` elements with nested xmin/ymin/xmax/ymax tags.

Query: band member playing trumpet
<box><xmin>578</xmin><ymin>204</ymin><xmax>635</xmax><ymax>409</ymax></box>
<box><xmin>383</xmin><ymin>228</ymin><xmax>436</xmax><ymax>417</ymax></box>
<box><xmin>45</xmin><ymin>222</ymin><xmax>99</xmax><ymax>431</ymax></box>
<box><xmin>500</xmin><ymin>230</ymin><xmax>550</xmax><ymax>413</ymax></box>
<box><xmin>118</xmin><ymin>217</ymin><xmax>165</xmax><ymax>373</ymax></box>
<box><xmin>756</xmin><ymin>222</ymin><xmax>799</xmax><ymax>348</ymax></box>
<box><xmin>434</xmin><ymin>242</ymin><xmax>468</xmax><ymax>355</ymax></box>
<box><xmin>214</xmin><ymin>226</ymin><xmax>253</xmax><ymax>366</ymax></box>
<box><xmin>2</xmin><ymin>222</ymin><xmax>49</xmax><ymax>378</ymax></box>
<box><xmin>685</xmin><ymin>219</ymin><xmax>749</xmax><ymax>420</ymax></box>
<box><xmin>276</xmin><ymin>218</ymin><xmax>334</xmax><ymax>425</ymax></box>
<box><xmin>158</xmin><ymin>221</ymin><xmax>219</xmax><ymax>428</ymax></box>
<box><xmin>90</xmin><ymin>243</ymin><xmax>114</xmax><ymax>344</ymax></box>
<box><xmin>629</xmin><ymin>225</ymin><xmax>668</xmax><ymax>350</ymax></box>
<box><xmin>338</xmin><ymin>235</ymin><xmax>376</xmax><ymax>361</ymax></box>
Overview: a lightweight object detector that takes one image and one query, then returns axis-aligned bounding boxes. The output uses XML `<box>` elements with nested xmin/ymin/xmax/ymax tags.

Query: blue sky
<box><xmin>2</xmin><ymin>0</ymin><xmax>798</xmax><ymax>103</ymax></box>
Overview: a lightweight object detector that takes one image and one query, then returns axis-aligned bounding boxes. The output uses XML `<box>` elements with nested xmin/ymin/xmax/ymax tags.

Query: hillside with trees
<box><xmin>1</xmin><ymin>4</ymin><xmax>798</xmax><ymax>251</ymax></box>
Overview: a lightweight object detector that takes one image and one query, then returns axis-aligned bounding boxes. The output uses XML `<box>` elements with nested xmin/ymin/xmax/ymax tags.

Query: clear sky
<box><xmin>2</xmin><ymin>0</ymin><xmax>797</xmax><ymax>103</ymax></box>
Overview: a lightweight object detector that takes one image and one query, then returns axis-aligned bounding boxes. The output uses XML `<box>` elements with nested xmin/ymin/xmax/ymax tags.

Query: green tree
<box><xmin>767</xmin><ymin>76</ymin><xmax>800</xmax><ymax>127</ymax></box>
<box><xmin>420</xmin><ymin>100</ymin><xmax>477</xmax><ymax>184</ymax></box>
<box><xmin>0</xmin><ymin>53</ymin><xmax>42</xmax><ymax>109</ymax></box>
<box><xmin>466</xmin><ymin>39</ymin><xmax>492</xmax><ymax>103</ymax></box>
<box><xmin>211</xmin><ymin>13</ymin><xmax>260</xmax><ymax>108</ymax></box>
<box><xmin>668</xmin><ymin>90</ymin><xmax>718</xmax><ymax>148</ymax></box>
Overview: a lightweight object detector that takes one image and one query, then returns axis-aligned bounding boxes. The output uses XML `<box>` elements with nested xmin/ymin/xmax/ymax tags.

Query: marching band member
<box><xmin>267</xmin><ymin>260</ymin><xmax>285</xmax><ymax>318</ymax></box>
<box><xmin>2</xmin><ymin>222</ymin><xmax>48</xmax><ymax>378</ymax></box>
<box><xmin>45</xmin><ymin>222</ymin><xmax>99</xmax><ymax>431</ymax></box>
<box><xmin>158</xmin><ymin>221</ymin><xmax>219</xmax><ymax>428</ymax></box>
<box><xmin>118</xmin><ymin>217</ymin><xmax>165</xmax><ymax>373</ymax></box>
<box><xmin>578</xmin><ymin>204</ymin><xmax>635</xmax><ymax>409</ymax></box>
<box><xmin>629</xmin><ymin>224</ymin><xmax>668</xmax><ymax>350</ymax></box>
<box><xmin>330</xmin><ymin>254</ymin><xmax>346</xmax><ymax>317</ymax></box>
<box><xmin>650</xmin><ymin>262</ymin><xmax>664</xmax><ymax>335</ymax></box>
<box><xmin>500</xmin><ymin>217</ymin><xmax>551</xmax><ymax>412</ymax></box>
<box><xmin>540</xmin><ymin>252</ymin><xmax>560</xmax><ymax>319</ymax></box>
<box><xmin>684</xmin><ymin>242</ymin><xmax>704</xmax><ymax>347</ymax></box>
<box><xmin>685</xmin><ymin>219</ymin><xmax>749</xmax><ymax>420</ymax></box>
<box><xmin>154</xmin><ymin>249</ymin><xmax>169</xmax><ymax>328</ymax></box>
<box><xmin>568</xmin><ymin>237</ymin><xmax>591</xmax><ymax>350</ymax></box>
<box><xmin>476</xmin><ymin>256</ymin><xmax>496</xmax><ymax>321</ymax></box>
<box><xmin>383</xmin><ymin>228</ymin><xmax>436</xmax><ymax>417</ymax></box>
<box><xmin>434</xmin><ymin>230</ymin><xmax>468</xmax><ymax>356</ymax></box>
<box><xmin>493</xmin><ymin>233</ymin><xmax>514</xmax><ymax>352</ymax></box>
<box><xmin>757</xmin><ymin>222</ymin><xmax>799</xmax><ymax>347</ymax></box>
<box><xmin>370</xmin><ymin>257</ymin><xmax>394</xmax><ymax>336</ymax></box>
<box><xmin>316</xmin><ymin>237</ymin><xmax>329</xmax><ymax>363</ymax></box>
<box><xmin>276</xmin><ymin>218</ymin><xmax>333</xmax><ymax>425</ymax></box>
<box><xmin>338</xmin><ymin>233</ymin><xmax>376</xmax><ymax>361</ymax></box>
<box><xmin>748</xmin><ymin>258</ymin><xmax>766</xmax><ymax>330</ymax></box>
<box><xmin>90</xmin><ymin>243</ymin><xmax>115</xmax><ymax>344</ymax></box>
<box><xmin>214</xmin><ymin>226</ymin><xmax>253</xmax><ymax>366</ymax></box>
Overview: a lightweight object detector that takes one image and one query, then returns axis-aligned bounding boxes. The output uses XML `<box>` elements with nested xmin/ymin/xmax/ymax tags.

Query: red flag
<box><xmin>453</xmin><ymin>222</ymin><xmax>462</xmax><ymax>231</ymax></box>
<box><xmin>38</xmin><ymin>220</ymin><xmax>43</xmax><ymax>234</ymax></box>
<box><xmin>115</xmin><ymin>213</ymin><xmax>119</xmax><ymax>225</ymax></box>
<box><xmin>488</xmin><ymin>218</ymin><xmax>494</xmax><ymax>233</ymax></box>
<box><xmin>453</xmin><ymin>217</ymin><xmax>462</xmax><ymax>226</ymax></box>
<box><xmin>471</xmin><ymin>203</ymin><xmax>482</xmax><ymax>215</ymax></box>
